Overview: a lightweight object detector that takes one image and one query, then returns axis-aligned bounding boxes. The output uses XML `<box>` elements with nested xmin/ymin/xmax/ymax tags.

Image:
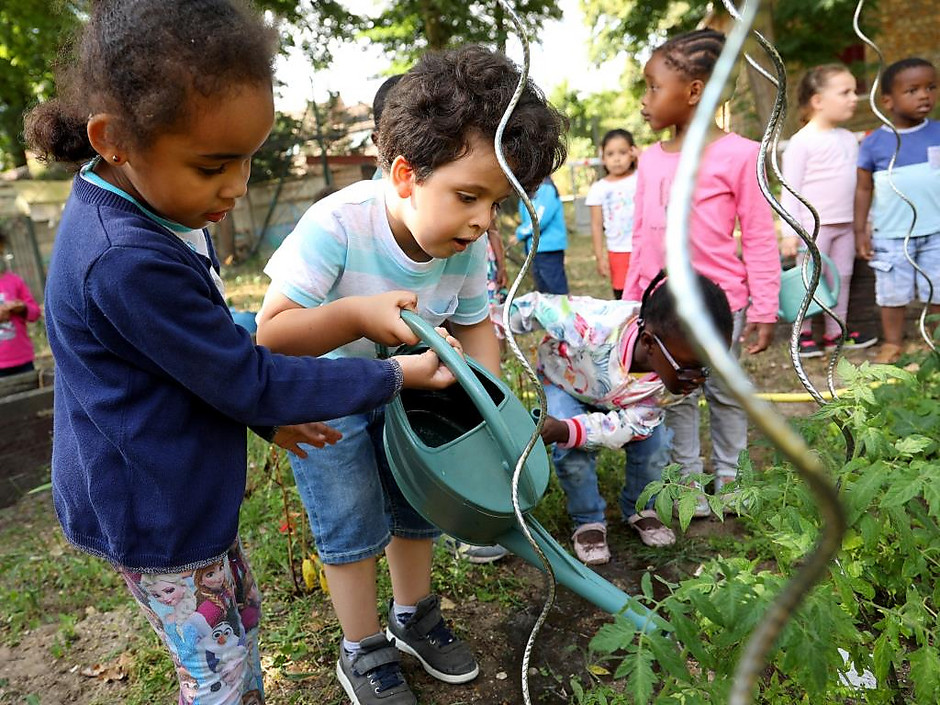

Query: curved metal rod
<box><xmin>663</xmin><ymin>2</ymin><xmax>846</xmax><ymax>702</ymax></box>
<box><xmin>492</xmin><ymin>2</ymin><xmax>555</xmax><ymax>703</ymax></box>
<box><xmin>853</xmin><ymin>0</ymin><xmax>936</xmax><ymax>354</ymax></box>
<box><xmin>719</xmin><ymin>0</ymin><xmax>845</xmax><ymax>404</ymax></box>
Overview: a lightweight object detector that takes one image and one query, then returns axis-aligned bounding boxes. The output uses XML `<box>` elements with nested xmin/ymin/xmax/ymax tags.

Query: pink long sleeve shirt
<box><xmin>0</xmin><ymin>270</ymin><xmax>41</xmax><ymax>369</ymax></box>
<box><xmin>623</xmin><ymin>133</ymin><xmax>781</xmax><ymax>324</ymax></box>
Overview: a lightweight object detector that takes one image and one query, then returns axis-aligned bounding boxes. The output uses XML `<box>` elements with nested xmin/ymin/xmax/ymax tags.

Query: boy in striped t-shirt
<box><xmin>257</xmin><ymin>46</ymin><xmax>567</xmax><ymax>705</ymax></box>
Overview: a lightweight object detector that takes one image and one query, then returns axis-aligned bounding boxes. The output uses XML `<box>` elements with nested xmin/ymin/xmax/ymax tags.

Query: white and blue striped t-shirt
<box><xmin>264</xmin><ymin>179</ymin><xmax>489</xmax><ymax>359</ymax></box>
<box><xmin>858</xmin><ymin>119</ymin><xmax>940</xmax><ymax>239</ymax></box>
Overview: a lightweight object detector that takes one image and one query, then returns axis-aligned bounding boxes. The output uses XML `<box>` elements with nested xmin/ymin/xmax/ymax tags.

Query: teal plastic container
<box><xmin>383</xmin><ymin>311</ymin><xmax>661</xmax><ymax>629</ymax></box>
<box><xmin>778</xmin><ymin>253</ymin><xmax>840</xmax><ymax>323</ymax></box>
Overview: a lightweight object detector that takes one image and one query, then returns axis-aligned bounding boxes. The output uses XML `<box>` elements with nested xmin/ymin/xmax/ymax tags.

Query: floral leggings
<box><xmin>117</xmin><ymin>540</ymin><xmax>264</xmax><ymax>705</ymax></box>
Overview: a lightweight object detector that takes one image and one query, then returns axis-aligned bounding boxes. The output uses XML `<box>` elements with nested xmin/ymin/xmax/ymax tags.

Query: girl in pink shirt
<box><xmin>0</xmin><ymin>231</ymin><xmax>42</xmax><ymax>377</ymax></box>
<box><xmin>623</xmin><ymin>29</ymin><xmax>780</xmax><ymax>512</ymax></box>
<box><xmin>780</xmin><ymin>64</ymin><xmax>877</xmax><ymax>357</ymax></box>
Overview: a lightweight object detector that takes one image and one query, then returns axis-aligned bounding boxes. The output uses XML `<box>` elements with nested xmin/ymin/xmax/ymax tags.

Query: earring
<box><xmin>111</xmin><ymin>155</ymin><xmax>121</xmax><ymax>164</ymax></box>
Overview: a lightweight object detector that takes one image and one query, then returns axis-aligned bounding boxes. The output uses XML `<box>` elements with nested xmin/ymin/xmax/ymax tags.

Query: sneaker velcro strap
<box><xmin>353</xmin><ymin>644</ymin><xmax>401</xmax><ymax>675</ymax></box>
<box><xmin>409</xmin><ymin>607</ymin><xmax>443</xmax><ymax>637</ymax></box>
<box><xmin>407</xmin><ymin>596</ymin><xmax>443</xmax><ymax>636</ymax></box>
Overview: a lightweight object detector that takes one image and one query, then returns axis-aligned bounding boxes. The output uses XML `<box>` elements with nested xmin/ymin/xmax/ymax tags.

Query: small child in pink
<box><xmin>0</xmin><ymin>230</ymin><xmax>42</xmax><ymax>377</ymax></box>
<box><xmin>623</xmin><ymin>29</ymin><xmax>780</xmax><ymax>513</ymax></box>
<box><xmin>780</xmin><ymin>64</ymin><xmax>877</xmax><ymax>357</ymax></box>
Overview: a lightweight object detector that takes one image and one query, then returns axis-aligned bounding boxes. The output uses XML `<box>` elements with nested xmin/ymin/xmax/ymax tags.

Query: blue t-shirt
<box><xmin>858</xmin><ymin>119</ymin><xmax>940</xmax><ymax>239</ymax></box>
<box><xmin>515</xmin><ymin>182</ymin><xmax>568</xmax><ymax>253</ymax></box>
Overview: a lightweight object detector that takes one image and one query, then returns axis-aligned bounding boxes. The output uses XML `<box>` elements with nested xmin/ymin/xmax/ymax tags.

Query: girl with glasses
<box><xmin>504</xmin><ymin>271</ymin><xmax>732</xmax><ymax>563</ymax></box>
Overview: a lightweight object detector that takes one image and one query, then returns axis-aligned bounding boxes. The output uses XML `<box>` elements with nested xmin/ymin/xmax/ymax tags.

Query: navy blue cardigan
<box><xmin>47</xmin><ymin>177</ymin><xmax>401</xmax><ymax>571</ymax></box>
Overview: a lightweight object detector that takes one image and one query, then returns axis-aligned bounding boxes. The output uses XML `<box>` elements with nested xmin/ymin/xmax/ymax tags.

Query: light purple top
<box><xmin>780</xmin><ymin>124</ymin><xmax>858</xmax><ymax>237</ymax></box>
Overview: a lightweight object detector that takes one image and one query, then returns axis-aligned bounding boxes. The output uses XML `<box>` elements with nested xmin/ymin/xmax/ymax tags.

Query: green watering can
<box><xmin>778</xmin><ymin>252</ymin><xmax>841</xmax><ymax>323</ymax></box>
<box><xmin>383</xmin><ymin>311</ymin><xmax>659</xmax><ymax>630</ymax></box>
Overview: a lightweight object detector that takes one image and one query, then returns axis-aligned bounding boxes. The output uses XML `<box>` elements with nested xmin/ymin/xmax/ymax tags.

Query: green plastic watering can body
<box><xmin>778</xmin><ymin>252</ymin><xmax>841</xmax><ymax>323</ymax></box>
<box><xmin>383</xmin><ymin>311</ymin><xmax>660</xmax><ymax>630</ymax></box>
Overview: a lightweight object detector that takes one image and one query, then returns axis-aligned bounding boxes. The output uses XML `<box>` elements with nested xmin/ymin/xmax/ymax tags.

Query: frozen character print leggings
<box><xmin>117</xmin><ymin>539</ymin><xmax>264</xmax><ymax>705</ymax></box>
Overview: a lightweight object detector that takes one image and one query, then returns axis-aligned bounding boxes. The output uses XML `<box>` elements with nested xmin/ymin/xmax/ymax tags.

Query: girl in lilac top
<box><xmin>623</xmin><ymin>29</ymin><xmax>780</xmax><ymax>509</ymax></box>
<box><xmin>780</xmin><ymin>64</ymin><xmax>877</xmax><ymax>357</ymax></box>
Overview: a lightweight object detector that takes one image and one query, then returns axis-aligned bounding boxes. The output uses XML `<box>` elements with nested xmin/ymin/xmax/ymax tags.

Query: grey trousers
<box><xmin>664</xmin><ymin>308</ymin><xmax>747</xmax><ymax>483</ymax></box>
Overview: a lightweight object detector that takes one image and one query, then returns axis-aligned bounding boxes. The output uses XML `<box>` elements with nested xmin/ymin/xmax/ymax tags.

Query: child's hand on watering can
<box><xmin>393</xmin><ymin>327</ymin><xmax>463</xmax><ymax>390</ymax></box>
<box><xmin>272</xmin><ymin>423</ymin><xmax>343</xmax><ymax>458</ymax></box>
<box><xmin>539</xmin><ymin>415</ymin><xmax>570</xmax><ymax>446</ymax></box>
<box><xmin>358</xmin><ymin>291</ymin><xmax>422</xmax><ymax>347</ymax></box>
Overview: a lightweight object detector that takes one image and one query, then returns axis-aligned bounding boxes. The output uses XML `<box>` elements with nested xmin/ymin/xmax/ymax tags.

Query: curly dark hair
<box><xmin>655</xmin><ymin>29</ymin><xmax>726</xmax><ymax>82</ymax></box>
<box><xmin>23</xmin><ymin>0</ymin><xmax>278</xmax><ymax>165</ymax></box>
<box><xmin>377</xmin><ymin>45</ymin><xmax>568</xmax><ymax>194</ymax></box>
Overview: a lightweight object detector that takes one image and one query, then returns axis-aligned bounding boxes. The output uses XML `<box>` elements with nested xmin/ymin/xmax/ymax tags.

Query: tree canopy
<box><xmin>0</xmin><ymin>0</ymin><xmax>82</xmax><ymax>170</ymax></box>
<box><xmin>359</xmin><ymin>0</ymin><xmax>562</xmax><ymax>70</ymax></box>
<box><xmin>582</xmin><ymin>0</ymin><xmax>876</xmax><ymax>72</ymax></box>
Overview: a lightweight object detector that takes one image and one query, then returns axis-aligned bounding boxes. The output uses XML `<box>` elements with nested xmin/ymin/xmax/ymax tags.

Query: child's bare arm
<box><xmin>256</xmin><ymin>290</ymin><xmax>420</xmax><ymax>355</ymax></box>
<box><xmin>449</xmin><ymin>318</ymin><xmax>501</xmax><ymax>376</ymax></box>
<box><xmin>854</xmin><ymin>167</ymin><xmax>875</xmax><ymax>260</ymax></box>
<box><xmin>590</xmin><ymin>206</ymin><xmax>608</xmax><ymax>277</ymax></box>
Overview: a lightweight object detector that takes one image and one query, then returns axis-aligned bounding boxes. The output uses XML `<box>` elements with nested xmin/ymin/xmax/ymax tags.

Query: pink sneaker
<box><xmin>627</xmin><ymin>510</ymin><xmax>677</xmax><ymax>547</ymax></box>
<box><xmin>571</xmin><ymin>522</ymin><xmax>611</xmax><ymax>565</ymax></box>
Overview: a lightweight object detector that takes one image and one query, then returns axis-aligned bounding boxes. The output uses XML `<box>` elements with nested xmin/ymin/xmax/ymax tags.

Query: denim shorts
<box><xmin>869</xmin><ymin>232</ymin><xmax>940</xmax><ymax>307</ymax></box>
<box><xmin>290</xmin><ymin>406</ymin><xmax>439</xmax><ymax>565</ymax></box>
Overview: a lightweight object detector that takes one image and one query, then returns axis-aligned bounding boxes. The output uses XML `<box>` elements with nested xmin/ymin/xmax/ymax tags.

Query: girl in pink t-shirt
<box><xmin>0</xmin><ymin>231</ymin><xmax>42</xmax><ymax>377</ymax></box>
<box><xmin>623</xmin><ymin>29</ymin><xmax>780</xmax><ymax>511</ymax></box>
<box><xmin>780</xmin><ymin>64</ymin><xmax>877</xmax><ymax>357</ymax></box>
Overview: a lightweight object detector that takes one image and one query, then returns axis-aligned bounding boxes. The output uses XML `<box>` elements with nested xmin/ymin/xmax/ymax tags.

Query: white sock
<box><xmin>342</xmin><ymin>638</ymin><xmax>361</xmax><ymax>656</ymax></box>
<box><xmin>393</xmin><ymin>601</ymin><xmax>416</xmax><ymax>626</ymax></box>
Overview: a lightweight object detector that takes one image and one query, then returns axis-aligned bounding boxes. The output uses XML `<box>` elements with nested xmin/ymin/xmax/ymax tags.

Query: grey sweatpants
<box><xmin>664</xmin><ymin>308</ymin><xmax>748</xmax><ymax>483</ymax></box>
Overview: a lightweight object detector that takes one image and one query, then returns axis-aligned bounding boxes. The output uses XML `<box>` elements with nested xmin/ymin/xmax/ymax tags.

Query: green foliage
<box><xmin>359</xmin><ymin>0</ymin><xmax>563</xmax><ymax>69</ymax></box>
<box><xmin>0</xmin><ymin>0</ymin><xmax>83</xmax><ymax>170</ymax></box>
<box><xmin>586</xmin><ymin>353</ymin><xmax>940</xmax><ymax>702</ymax></box>
<box><xmin>582</xmin><ymin>0</ymin><xmax>875</xmax><ymax>67</ymax></box>
<box><xmin>249</xmin><ymin>112</ymin><xmax>306</xmax><ymax>184</ymax></box>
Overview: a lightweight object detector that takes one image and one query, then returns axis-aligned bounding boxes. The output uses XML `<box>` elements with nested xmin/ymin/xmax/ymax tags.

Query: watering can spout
<box><xmin>495</xmin><ymin>519</ymin><xmax>660</xmax><ymax>633</ymax></box>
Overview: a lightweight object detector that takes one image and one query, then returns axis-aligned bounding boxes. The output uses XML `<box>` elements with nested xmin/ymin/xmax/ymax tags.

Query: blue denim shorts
<box><xmin>869</xmin><ymin>232</ymin><xmax>940</xmax><ymax>307</ymax></box>
<box><xmin>290</xmin><ymin>407</ymin><xmax>439</xmax><ymax>565</ymax></box>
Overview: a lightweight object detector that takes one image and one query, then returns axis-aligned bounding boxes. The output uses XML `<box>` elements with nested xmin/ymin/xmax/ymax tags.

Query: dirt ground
<box><xmin>0</xmin><ymin>331</ymin><xmax>921</xmax><ymax>704</ymax></box>
<box><xmin>0</xmin><ymin>487</ymin><xmax>742</xmax><ymax>705</ymax></box>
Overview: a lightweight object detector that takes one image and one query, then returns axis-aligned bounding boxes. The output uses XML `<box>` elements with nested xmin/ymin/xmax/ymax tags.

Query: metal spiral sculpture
<box><xmin>663</xmin><ymin>2</ymin><xmax>846</xmax><ymax>702</ymax></box>
<box><xmin>719</xmin><ymin>0</ymin><xmax>846</xmax><ymax>405</ymax></box>
<box><xmin>853</xmin><ymin>0</ymin><xmax>937</xmax><ymax>355</ymax></box>
<box><xmin>492</xmin><ymin>2</ymin><xmax>556</xmax><ymax>703</ymax></box>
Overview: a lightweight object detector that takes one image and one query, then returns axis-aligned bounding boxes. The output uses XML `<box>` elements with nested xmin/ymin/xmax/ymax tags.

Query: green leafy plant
<box><xmin>585</xmin><ymin>354</ymin><xmax>940</xmax><ymax>703</ymax></box>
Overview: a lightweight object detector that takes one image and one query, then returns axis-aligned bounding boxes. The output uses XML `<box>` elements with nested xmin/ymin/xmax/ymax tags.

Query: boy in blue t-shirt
<box><xmin>512</xmin><ymin>176</ymin><xmax>569</xmax><ymax>294</ymax></box>
<box><xmin>855</xmin><ymin>57</ymin><xmax>940</xmax><ymax>364</ymax></box>
<box><xmin>257</xmin><ymin>45</ymin><xmax>567</xmax><ymax>705</ymax></box>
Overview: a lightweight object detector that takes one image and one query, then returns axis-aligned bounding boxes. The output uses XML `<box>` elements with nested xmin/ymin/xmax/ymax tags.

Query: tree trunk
<box><xmin>421</xmin><ymin>0</ymin><xmax>447</xmax><ymax>49</ymax></box>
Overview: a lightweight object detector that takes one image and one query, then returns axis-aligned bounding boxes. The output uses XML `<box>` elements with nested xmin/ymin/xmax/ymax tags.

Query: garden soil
<box><xmin>0</xmin><ymin>490</ymin><xmax>743</xmax><ymax>704</ymax></box>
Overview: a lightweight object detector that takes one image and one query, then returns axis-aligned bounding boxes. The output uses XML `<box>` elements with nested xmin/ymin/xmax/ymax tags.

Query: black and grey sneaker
<box><xmin>336</xmin><ymin>632</ymin><xmax>416</xmax><ymax>705</ymax></box>
<box><xmin>385</xmin><ymin>595</ymin><xmax>479</xmax><ymax>684</ymax></box>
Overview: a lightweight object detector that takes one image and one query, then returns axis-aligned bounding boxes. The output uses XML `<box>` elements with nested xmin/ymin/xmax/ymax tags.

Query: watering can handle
<box><xmin>399</xmin><ymin>310</ymin><xmax>523</xmax><ymax>470</ymax></box>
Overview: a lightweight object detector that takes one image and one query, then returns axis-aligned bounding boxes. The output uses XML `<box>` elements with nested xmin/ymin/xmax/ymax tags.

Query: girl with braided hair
<box><xmin>623</xmin><ymin>29</ymin><xmax>781</xmax><ymax>516</ymax></box>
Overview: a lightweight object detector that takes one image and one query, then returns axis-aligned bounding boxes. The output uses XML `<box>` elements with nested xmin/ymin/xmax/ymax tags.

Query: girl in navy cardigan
<box><xmin>23</xmin><ymin>1</ymin><xmax>459</xmax><ymax>702</ymax></box>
